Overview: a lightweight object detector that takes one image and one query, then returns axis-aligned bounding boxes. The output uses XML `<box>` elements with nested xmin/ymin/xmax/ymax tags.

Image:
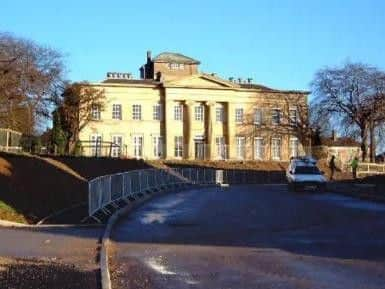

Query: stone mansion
<box><xmin>79</xmin><ymin>51</ymin><xmax>310</xmax><ymax>161</ymax></box>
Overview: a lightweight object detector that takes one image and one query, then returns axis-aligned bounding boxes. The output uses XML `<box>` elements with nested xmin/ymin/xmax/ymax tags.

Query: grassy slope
<box><xmin>0</xmin><ymin>153</ymin><xmax>150</xmax><ymax>224</ymax></box>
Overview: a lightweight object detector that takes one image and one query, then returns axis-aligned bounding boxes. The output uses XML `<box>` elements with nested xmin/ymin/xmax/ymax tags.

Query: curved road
<box><xmin>110</xmin><ymin>185</ymin><xmax>385</xmax><ymax>289</ymax></box>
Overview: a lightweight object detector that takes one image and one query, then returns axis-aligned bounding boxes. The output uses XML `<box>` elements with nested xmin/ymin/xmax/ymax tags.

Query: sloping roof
<box><xmin>320</xmin><ymin>137</ymin><xmax>360</xmax><ymax>147</ymax></box>
<box><xmin>153</xmin><ymin>52</ymin><xmax>200</xmax><ymax>64</ymax></box>
<box><xmin>102</xmin><ymin>79</ymin><xmax>160</xmax><ymax>85</ymax></box>
<box><xmin>239</xmin><ymin>83</ymin><xmax>275</xmax><ymax>91</ymax></box>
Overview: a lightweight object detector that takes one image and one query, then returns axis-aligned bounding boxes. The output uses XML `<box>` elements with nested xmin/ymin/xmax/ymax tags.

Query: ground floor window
<box><xmin>90</xmin><ymin>134</ymin><xmax>102</xmax><ymax>156</ymax></box>
<box><xmin>254</xmin><ymin>137</ymin><xmax>264</xmax><ymax>160</ymax></box>
<box><xmin>272</xmin><ymin>137</ymin><xmax>281</xmax><ymax>160</ymax></box>
<box><xmin>216</xmin><ymin>136</ymin><xmax>226</xmax><ymax>159</ymax></box>
<box><xmin>111</xmin><ymin>135</ymin><xmax>123</xmax><ymax>157</ymax></box>
<box><xmin>236</xmin><ymin>136</ymin><xmax>246</xmax><ymax>159</ymax></box>
<box><xmin>132</xmin><ymin>135</ymin><xmax>143</xmax><ymax>158</ymax></box>
<box><xmin>174</xmin><ymin>136</ymin><xmax>183</xmax><ymax>157</ymax></box>
<box><xmin>153</xmin><ymin>136</ymin><xmax>163</xmax><ymax>158</ymax></box>
<box><xmin>289</xmin><ymin>137</ymin><xmax>299</xmax><ymax>158</ymax></box>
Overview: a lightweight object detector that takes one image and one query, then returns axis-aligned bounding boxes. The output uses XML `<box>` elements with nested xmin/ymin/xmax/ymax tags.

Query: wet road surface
<box><xmin>110</xmin><ymin>185</ymin><xmax>385</xmax><ymax>289</ymax></box>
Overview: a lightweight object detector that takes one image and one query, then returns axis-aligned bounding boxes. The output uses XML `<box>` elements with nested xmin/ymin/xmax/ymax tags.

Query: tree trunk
<box><xmin>369</xmin><ymin>118</ymin><xmax>376</xmax><ymax>162</ymax></box>
<box><xmin>360</xmin><ymin>126</ymin><xmax>368</xmax><ymax>162</ymax></box>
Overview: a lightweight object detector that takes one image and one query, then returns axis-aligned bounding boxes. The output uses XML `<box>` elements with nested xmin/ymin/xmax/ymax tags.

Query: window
<box><xmin>195</xmin><ymin>105</ymin><xmax>204</xmax><ymax>121</ymax></box>
<box><xmin>153</xmin><ymin>136</ymin><xmax>163</xmax><ymax>158</ymax></box>
<box><xmin>112</xmin><ymin>104</ymin><xmax>122</xmax><ymax>120</ymax></box>
<box><xmin>132</xmin><ymin>105</ymin><xmax>142</xmax><ymax>120</ymax></box>
<box><xmin>174</xmin><ymin>104</ymin><xmax>183</xmax><ymax>121</ymax></box>
<box><xmin>91</xmin><ymin>105</ymin><xmax>101</xmax><ymax>120</ymax></box>
<box><xmin>111</xmin><ymin>135</ymin><xmax>123</xmax><ymax>157</ymax></box>
<box><xmin>90</xmin><ymin>134</ymin><xmax>102</xmax><ymax>156</ymax></box>
<box><xmin>216</xmin><ymin>136</ymin><xmax>226</xmax><ymax>159</ymax></box>
<box><xmin>254</xmin><ymin>109</ymin><xmax>262</xmax><ymax>125</ymax></box>
<box><xmin>236</xmin><ymin>136</ymin><xmax>246</xmax><ymax>159</ymax></box>
<box><xmin>235</xmin><ymin>108</ymin><xmax>244</xmax><ymax>123</ymax></box>
<box><xmin>132</xmin><ymin>135</ymin><xmax>143</xmax><ymax>158</ymax></box>
<box><xmin>289</xmin><ymin>109</ymin><xmax>297</xmax><ymax>125</ymax></box>
<box><xmin>254</xmin><ymin>137</ymin><xmax>264</xmax><ymax>160</ymax></box>
<box><xmin>216</xmin><ymin>106</ymin><xmax>224</xmax><ymax>122</ymax></box>
<box><xmin>174</xmin><ymin>136</ymin><xmax>184</xmax><ymax>157</ymax></box>
<box><xmin>289</xmin><ymin>137</ymin><xmax>299</xmax><ymax>158</ymax></box>
<box><xmin>153</xmin><ymin>104</ymin><xmax>162</xmax><ymax>120</ymax></box>
<box><xmin>272</xmin><ymin>109</ymin><xmax>281</xmax><ymax>125</ymax></box>
<box><xmin>168</xmin><ymin>63</ymin><xmax>184</xmax><ymax>70</ymax></box>
<box><xmin>272</xmin><ymin>138</ymin><xmax>281</xmax><ymax>160</ymax></box>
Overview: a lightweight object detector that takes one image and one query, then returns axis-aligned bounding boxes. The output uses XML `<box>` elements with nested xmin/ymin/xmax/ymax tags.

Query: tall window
<box><xmin>90</xmin><ymin>134</ymin><xmax>102</xmax><ymax>156</ymax></box>
<box><xmin>216</xmin><ymin>136</ymin><xmax>226</xmax><ymax>159</ymax></box>
<box><xmin>132</xmin><ymin>135</ymin><xmax>143</xmax><ymax>158</ymax></box>
<box><xmin>289</xmin><ymin>137</ymin><xmax>299</xmax><ymax>158</ymax></box>
<box><xmin>91</xmin><ymin>105</ymin><xmax>101</xmax><ymax>120</ymax></box>
<box><xmin>132</xmin><ymin>105</ymin><xmax>142</xmax><ymax>120</ymax></box>
<box><xmin>272</xmin><ymin>109</ymin><xmax>281</xmax><ymax>125</ymax></box>
<box><xmin>236</xmin><ymin>136</ymin><xmax>246</xmax><ymax>159</ymax></box>
<box><xmin>235</xmin><ymin>108</ymin><xmax>244</xmax><ymax>123</ymax></box>
<box><xmin>254</xmin><ymin>109</ymin><xmax>262</xmax><ymax>125</ymax></box>
<box><xmin>216</xmin><ymin>106</ymin><xmax>224</xmax><ymax>122</ymax></box>
<box><xmin>254</xmin><ymin>137</ymin><xmax>264</xmax><ymax>160</ymax></box>
<box><xmin>272</xmin><ymin>138</ymin><xmax>281</xmax><ymax>160</ymax></box>
<box><xmin>153</xmin><ymin>104</ymin><xmax>161</xmax><ymax>120</ymax></box>
<box><xmin>111</xmin><ymin>135</ymin><xmax>123</xmax><ymax>157</ymax></box>
<box><xmin>195</xmin><ymin>105</ymin><xmax>204</xmax><ymax>121</ymax></box>
<box><xmin>174</xmin><ymin>136</ymin><xmax>183</xmax><ymax>157</ymax></box>
<box><xmin>153</xmin><ymin>136</ymin><xmax>163</xmax><ymax>158</ymax></box>
<box><xmin>289</xmin><ymin>109</ymin><xmax>297</xmax><ymax>125</ymax></box>
<box><xmin>174</xmin><ymin>104</ymin><xmax>183</xmax><ymax>121</ymax></box>
<box><xmin>112</xmin><ymin>104</ymin><xmax>122</xmax><ymax>120</ymax></box>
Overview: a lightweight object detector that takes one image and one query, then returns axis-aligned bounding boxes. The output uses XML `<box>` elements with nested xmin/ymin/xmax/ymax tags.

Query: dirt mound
<box><xmin>0</xmin><ymin>153</ymin><xmax>151</xmax><ymax>223</ymax></box>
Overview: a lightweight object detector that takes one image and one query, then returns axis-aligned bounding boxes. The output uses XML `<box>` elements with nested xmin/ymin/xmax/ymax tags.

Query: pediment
<box><xmin>165</xmin><ymin>74</ymin><xmax>239</xmax><ymax>89</ymax></box>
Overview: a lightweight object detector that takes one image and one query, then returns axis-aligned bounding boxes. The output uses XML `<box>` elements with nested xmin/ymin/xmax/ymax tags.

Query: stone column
<box><xmin>206</xmin><ymin>101</ymin><xmax>216</xmax><ymax>160</ymax></box>
<box><xmin>226</xmin><ymin>102</ymin><xmax>236</xmax><ymax>159</ymax></box>
<box><xmin>164</xmin><ymin>100</ymin><xmax>173</xmax><ymax>159</ymax></box>
<box><xmin>184</xmin><ymin>100</ymin><xmax>195</xmax><ymax>160</ymax></box>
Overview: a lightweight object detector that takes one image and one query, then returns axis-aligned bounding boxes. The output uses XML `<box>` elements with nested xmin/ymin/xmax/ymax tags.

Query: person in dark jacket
<box><xmin>329</xmin><ymin>155</ymin><xmax>337</xmax><ymax>180</ymax></box>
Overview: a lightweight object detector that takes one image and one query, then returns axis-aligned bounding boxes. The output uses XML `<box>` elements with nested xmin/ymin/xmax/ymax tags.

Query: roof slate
<box><xmin>153</xmin><ymin>52</ymin><xmax>200</xmax><ymax>64</ymax></box>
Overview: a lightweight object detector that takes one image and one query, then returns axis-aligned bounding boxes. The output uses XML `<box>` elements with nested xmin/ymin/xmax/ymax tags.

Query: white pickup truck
<box><xmin>286</xmin><ymin>157</ymin><xmax>327</xmax><ymax>192</ymax></box>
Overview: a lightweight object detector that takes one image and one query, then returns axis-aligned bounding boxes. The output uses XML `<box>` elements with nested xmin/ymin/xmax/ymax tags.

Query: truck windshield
<box><xmin>295</xmin><ymin>166</ymin><xmax>321</xmax><ymax>174</ymax></box>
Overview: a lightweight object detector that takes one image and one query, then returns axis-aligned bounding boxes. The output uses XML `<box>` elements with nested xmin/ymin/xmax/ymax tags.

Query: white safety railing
<box><xmin>88</xmin><ymin>167</ymin><xmax>285</xmax><ymax>217</ymax></box>
<box><xmin>356</xmin><ymin>163</ymin><xmax>385</xmax><ymax>177</ymax></box>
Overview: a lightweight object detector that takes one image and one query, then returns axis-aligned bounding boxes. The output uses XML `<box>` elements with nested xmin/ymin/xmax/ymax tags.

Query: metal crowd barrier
<box><xmin>88</xmin><ymin>167</ymin><xmax>285</xmax><ymax>217</ymax></box>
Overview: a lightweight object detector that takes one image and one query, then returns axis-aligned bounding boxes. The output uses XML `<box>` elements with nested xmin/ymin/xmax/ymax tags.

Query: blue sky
<box><xmin>1</xmin><ymin>0</ymin><xmax>385</xmax><ymax>92</ymax></box>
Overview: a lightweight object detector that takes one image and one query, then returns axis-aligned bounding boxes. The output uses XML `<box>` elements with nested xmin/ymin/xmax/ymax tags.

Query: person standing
<box><xmin>329</xmin><ymin>155</ymin><xmax>336</xmax><ymax>180</ymax></box>
<box><xmin>351</xmin><ymin>157</ymin><xmax>359</xmax><ymax>179</ymax></box>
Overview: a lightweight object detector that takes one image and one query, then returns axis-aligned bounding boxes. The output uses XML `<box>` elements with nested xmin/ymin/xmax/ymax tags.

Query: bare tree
<box><xmin>311</xmin><ymin>62</ymin><xmax>385</xmax><ymax>161</ymax></box>
<box><xmin>58</xmin><ymin>82</ymin><xmax>105</xmax><ymax>154</ymax></box>
<box><xmin>239</xmin><ymin>92</ymin><xmax>311</xmax><ymax>157</ymax></box>
<box><xmin>0</xmin><ymin>32</ymin><xmax>65</xmax><ymax>134</ymax></box>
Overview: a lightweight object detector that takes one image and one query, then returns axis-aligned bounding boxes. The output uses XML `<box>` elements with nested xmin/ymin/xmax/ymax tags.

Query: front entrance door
<box><xmin>194</xmin><ymin>135</ymin><xmax>205</xmax><ymax>160</ymax></box>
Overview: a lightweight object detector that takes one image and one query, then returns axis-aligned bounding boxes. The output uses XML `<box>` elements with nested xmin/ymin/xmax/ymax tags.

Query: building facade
<box><xmin>79</xmin><ymin>51</ymin><xmax>310</xmax><ymax>161</ymax></box>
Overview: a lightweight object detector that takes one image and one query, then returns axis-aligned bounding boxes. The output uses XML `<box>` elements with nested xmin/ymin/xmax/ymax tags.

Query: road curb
<box><xmin>0</xmin><ymin>219</ymin><xmax>102</xmax><ymax>229</ymax></box>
